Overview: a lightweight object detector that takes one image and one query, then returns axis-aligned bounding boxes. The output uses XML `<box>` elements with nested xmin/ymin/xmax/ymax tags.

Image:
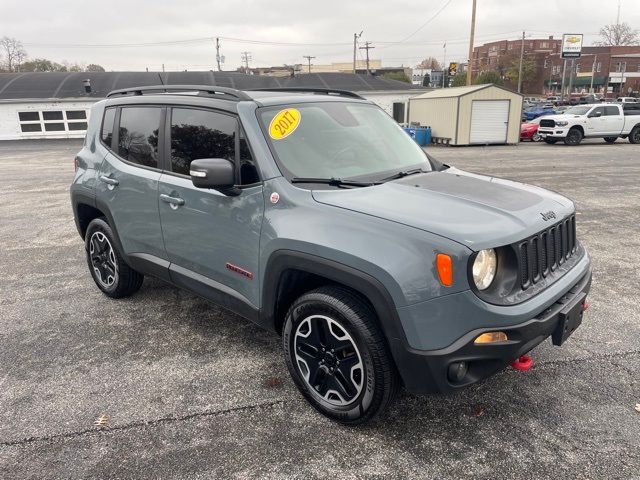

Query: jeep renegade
<box><xmin>71</xmin><ymin>85</ymin><xmax>592</xmax><ymax>424</ymax></box>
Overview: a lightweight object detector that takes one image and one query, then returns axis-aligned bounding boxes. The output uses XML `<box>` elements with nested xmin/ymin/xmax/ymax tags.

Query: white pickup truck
<box><xmin>537</xmin><ymin>103</ymin><xmax>640</xmax><ymax>145</ymax></box>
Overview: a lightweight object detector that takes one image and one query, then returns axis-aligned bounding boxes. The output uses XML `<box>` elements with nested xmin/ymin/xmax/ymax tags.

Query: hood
<box><xmin>545</xmin><ymin>114</ymin><xmax>585</xmax><ymax>122</ymax></box>
<box><xmin>312</xmin><ymin>168</ymin><xmax>574</xmax><ymax>250</ymax></box>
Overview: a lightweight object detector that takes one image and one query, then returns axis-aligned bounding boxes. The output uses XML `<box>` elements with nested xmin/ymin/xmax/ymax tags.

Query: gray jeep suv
<box><xmin>71</xmin><ymin>85</ymin><xmax>592</xmax><ymax>424</ymax></box>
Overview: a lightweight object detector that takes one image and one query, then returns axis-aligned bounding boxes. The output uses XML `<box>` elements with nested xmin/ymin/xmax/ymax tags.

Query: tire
<box><xmin>564</xmin><ymin>128</ymin><xmax>583</xmax><ymax>146</ymax></box>
<box><xmin>282</xmin><ymin>286</ymin><xmax>398</xmax><ymax>425</ymax></box>
<box><xmin>544</xmin><ymin>137</ymin><xmax>558</xmax><ymax>144</ymax></box>
<box><xmin>531</xmin><ymin>132</ymin><xmax>542</xmax><ymax>142</ymax></box>
<box><xmin>85</xmin><ymin>217</ymin><xmax>144</xmax><ymax>298</ymax></box>
<box><xmin>629</xmin><ymin>126</ymin><xmax>640</xmax><ymax>144</ymax></box>
<box><xmin>604</xmin><ymin>137</ymin><xmax>618</xmax><ymax>143</ymax></box>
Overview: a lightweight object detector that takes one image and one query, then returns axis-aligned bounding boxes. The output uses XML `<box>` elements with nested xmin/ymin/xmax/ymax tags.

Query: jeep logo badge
<box><xmin>541</xmin><ymin>211</ymin><xmax>556</xmax><ymax>221</ymax></box>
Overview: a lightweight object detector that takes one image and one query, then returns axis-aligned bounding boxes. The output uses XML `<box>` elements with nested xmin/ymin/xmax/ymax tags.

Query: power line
<box><xmin>378</xmin><ymin>0</ymin><xmax>454</xmax><ymax>48</ymax></box>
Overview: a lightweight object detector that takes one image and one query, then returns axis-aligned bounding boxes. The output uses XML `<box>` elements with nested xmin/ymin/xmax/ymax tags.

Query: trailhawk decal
<box><xmin>269</xmin><ymin>108</ymin><xmax>301</xmax><ymax>140</ymax></box>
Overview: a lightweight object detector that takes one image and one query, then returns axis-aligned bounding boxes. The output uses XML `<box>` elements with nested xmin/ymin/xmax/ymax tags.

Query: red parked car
<box><xmin>520</xmin><ymin>117</ymin><xmax>545</xmax><ymax>142</ymax></box>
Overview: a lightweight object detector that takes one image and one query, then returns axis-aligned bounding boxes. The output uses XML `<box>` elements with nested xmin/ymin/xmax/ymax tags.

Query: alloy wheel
<box><xmin>294</xmin><ymin>315</ymin><xmax>364</xmax><ymax>406</ymax></box>
<box><xmin>89</xmin><ymin>231</ymin><xmax>118</xmax><ymax>288</ymax></box>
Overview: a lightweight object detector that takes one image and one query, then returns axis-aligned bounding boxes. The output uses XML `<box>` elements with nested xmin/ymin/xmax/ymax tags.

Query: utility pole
<box><xmin>353</xmin><ymin>31</ymin><xmax>362</xmax><ymax>73</ymax></box>
<box><xmin>466</xmin><ymin>0</ymin><xmax>477</xmax><ymax>85</ymax></box>
<box><xmin>590</xmin><ymin>55</ymin><xmax>597</xmax><ymax>93</ymax></box>
<box><xmin>359</xmin><ymin>42</ymin><xmax>375</xmax><ymax>75</ymax></box>
<box><xmin>215</xmin><ymin>38</ymin><xmax>222</xmax><ymax>71</ymax></box>
<box><xmin>616</xmin><ymin>0</ymin><xmax>621</xmax><ymax>25</ymax></box>
<box><xmin>241</xmin><ymin>51</ymin><xmax>251</xmax><ymax>72</ymax></box>
<box><xmin>303</xmin><ymin>55</ymin><xmax>315</xmax><ymax>73</ymax></box>
<box><xmin>517</xmin><ymin>31</ymin><xmax>525</xmax><ymax>93</ymax></box>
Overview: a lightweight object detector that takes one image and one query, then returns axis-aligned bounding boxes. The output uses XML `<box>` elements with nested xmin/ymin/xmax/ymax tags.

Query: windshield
<box><xmin>258</xmin><ymin>102</ymin><xmax>432</xmax><ymax>181</ymax></box>
<box><xmin>564</xmin><ymin>106</ymin><xmax>591</xmax><ymax>115</ymax></box>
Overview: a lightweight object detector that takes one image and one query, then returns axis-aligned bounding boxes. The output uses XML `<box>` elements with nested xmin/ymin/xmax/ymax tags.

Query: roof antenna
<box><xmin>157</xmin><ymin>72</ymin><xmax>164</xmax><ymax>85</ymax></box>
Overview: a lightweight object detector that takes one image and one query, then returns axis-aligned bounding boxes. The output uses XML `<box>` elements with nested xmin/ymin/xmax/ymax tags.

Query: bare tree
<box><xmin>596</xmin><ymin>22</ymin><xmax>639</xmax><ymax>46</ymax></box>
<box><xmin>416</xmin><ymin>57</ymin><xmax>441</xmax><ymax>71</ymax></box>
<box><xmin>0</xmin><ymin>36</ymin><xmax>27</xmax><ymax>72</ymax></box>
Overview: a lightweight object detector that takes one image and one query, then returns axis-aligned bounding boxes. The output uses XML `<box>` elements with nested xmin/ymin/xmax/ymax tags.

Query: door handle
<box><xmin>99</xmin><ymin>175</ymin><xmax>119</xmax><ymax>186</ymax></box>
<box><xmin>160</xmin><ymin>193</ymin><xmax>185</xmax><ymax>207</ymax></box>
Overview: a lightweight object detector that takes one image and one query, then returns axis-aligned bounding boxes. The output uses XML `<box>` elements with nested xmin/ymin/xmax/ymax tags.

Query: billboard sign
<box><xmin>562</xmin><ymin>34</ymin><xmax>583</xmax><ymax>58</ymax></box>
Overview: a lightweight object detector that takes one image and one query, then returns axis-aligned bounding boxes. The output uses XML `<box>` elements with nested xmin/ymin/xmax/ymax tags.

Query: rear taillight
<box><xmin>74</xmin><ymin>157</ymin><xmax>80</xmax><ymax>172</ymax></box>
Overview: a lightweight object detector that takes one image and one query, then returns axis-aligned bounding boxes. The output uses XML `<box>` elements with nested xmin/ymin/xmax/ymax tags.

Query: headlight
<box><xmin>472</xmin><ymin>249</ymin><xmax>497</xmax><ymax>290</ymax></box>
<box><xmin>556</xmin><ymin>121</ymin><xmax>568</xmax><ymax>126</ymax></box>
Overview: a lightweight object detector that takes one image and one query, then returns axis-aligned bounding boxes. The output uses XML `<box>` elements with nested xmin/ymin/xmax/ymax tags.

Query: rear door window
<box><xmin>604</xmin><ymin>106</ymin><xmax>620</xmax><ymax>116</ymax></box>
<box><xmin>117</xmin><ymin>107</ymin><xmax>161</xmax><ymax>168</ymax></box>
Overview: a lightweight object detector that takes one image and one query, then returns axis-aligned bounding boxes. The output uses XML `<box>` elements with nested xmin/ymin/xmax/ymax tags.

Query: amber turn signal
<box><xmin>474</xmin><ymin>332</ymin><xmax>508</xmax><ymax>344</ymax></box>
<box><xmin>436</xmin><ymin>253</ymin><xmax>453</xmax><ymax>287</ymax></box>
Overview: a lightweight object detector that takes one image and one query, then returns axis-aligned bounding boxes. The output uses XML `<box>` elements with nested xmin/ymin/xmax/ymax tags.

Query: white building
<box><xmin>0</xmin><ymin>72</ymin><xmax>429</xmax><ymax>140</ymax></box>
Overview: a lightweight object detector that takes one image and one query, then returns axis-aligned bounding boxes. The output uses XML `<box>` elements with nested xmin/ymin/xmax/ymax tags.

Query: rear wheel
<box><xmin>604</xmin><ymin>136</ymin><xmax>618</xmax><ymax>143</ymax></box>
<box><xmin>564</xmin><ymin>128</ymin><xmax>583</xmax><ymax>146</ymax></box>
<box><xmin>544</xmin><ymin>137</ymin><xmax>558</xmax><ymax>144</ymax></box>
<box><xmin>283</xmin><ymin>286</ymin><xmax>398</xmax><ymax>425</ymax></box>
<box><xmin>629</xmin><ymin>126</ymin><xmax>640</xmax><ymax>144</ymax></box>
<box><xmin>85</xmin><ymin>218</ymin><xmax>144</xmax><ymax>298</ymax></box>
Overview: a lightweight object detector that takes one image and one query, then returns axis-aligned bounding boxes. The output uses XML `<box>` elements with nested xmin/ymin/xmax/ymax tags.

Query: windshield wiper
<box><xmin>291</xmin><ymin>177</ymin><xmax>379</xmax><ymax>187</ymax></box>
<box><xmin>378</xmin><ymin>168</ymin><xmax>428</xmax><ymax>183</ymax></box>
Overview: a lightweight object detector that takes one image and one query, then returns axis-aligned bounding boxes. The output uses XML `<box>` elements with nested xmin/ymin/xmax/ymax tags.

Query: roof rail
<box><xmin>106</xmin><ymin>85</ymin><xmax>252</xmax><ymax>101</ymax></box>
<box><xmin>249</xmin><ymin>87</ymin><xmax>365</xmax><ymax>100</ymax></box>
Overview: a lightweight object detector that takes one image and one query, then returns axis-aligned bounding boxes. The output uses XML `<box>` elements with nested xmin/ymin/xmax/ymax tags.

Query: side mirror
<box><xmin>588</xmin><ymin>111</ymin><xmax>602</xmax><ymax>118</ymax></box>
<box><xmin>189</xmin><ymin>158</ymin><xmax>238</xmax><ymax>195</ymax></box>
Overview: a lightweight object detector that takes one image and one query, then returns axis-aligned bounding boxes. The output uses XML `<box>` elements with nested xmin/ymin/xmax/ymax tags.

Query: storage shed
<box><xmin>408</xmin><ymin>84</ymin><xmax>523</xmax><ymax>145</ymax></box>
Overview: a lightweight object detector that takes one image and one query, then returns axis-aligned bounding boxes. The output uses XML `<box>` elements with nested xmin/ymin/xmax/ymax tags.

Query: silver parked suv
<box><xmin>71</xmin><ymin>85</ymin><xmax>592</xmax><ymax>424</ymax></box>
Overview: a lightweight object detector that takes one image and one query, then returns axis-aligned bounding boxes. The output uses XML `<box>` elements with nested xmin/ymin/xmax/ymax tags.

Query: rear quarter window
<box><xmin>101</xmin><ymin>108</ymin><xmax>116</xmax><ymax>147</ymax></box>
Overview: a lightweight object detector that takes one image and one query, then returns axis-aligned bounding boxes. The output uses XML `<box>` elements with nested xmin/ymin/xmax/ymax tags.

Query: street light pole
<box><xmin>353</xmin><ymin>31</ymin><xmax>362</xmax><ymax>74</ymax></box>
<box><xmin>466</xmin><ymin>0</ymin><xmax>477</xmax><ymax>85</ymax></box>
<box><xmin>517</xmin><ymin>31</ymin><xmax>525</xmax><ymax>93</ymax></box>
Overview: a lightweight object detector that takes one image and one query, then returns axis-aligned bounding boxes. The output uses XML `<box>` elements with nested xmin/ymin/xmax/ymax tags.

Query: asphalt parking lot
<box><xmin>1</xmin><ymin>138</ymin><xmax>639</xmax><ymax>479</ymax></box>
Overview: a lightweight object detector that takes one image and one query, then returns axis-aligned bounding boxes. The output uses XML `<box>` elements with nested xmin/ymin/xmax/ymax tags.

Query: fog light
<box><xmin>474</xmin><ymin>331</ymin><xmax>508</xmax><ymax>344</ymax></box>
<box><xmin>447</xmin><ymin>361</ymin><xmax>468</xmax><ymax>383</ymax></box>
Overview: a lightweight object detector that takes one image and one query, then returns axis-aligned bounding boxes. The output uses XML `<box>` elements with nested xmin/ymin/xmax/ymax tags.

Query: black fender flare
<box><xmin>260</xmin><ymin>250</ymin><xmax>418</xmax><ymax>386</ymax></box>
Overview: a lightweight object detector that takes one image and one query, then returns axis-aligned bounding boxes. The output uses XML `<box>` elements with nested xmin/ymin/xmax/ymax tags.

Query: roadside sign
<box><xmin>448</xmin><ymin>62</ymin><xmax>457</xmax><ymax>76</ymax></box>
<box><xmin>562</xmin><ymin>34</ymin><xmax>583</xmax><ymax>58</ymax></box>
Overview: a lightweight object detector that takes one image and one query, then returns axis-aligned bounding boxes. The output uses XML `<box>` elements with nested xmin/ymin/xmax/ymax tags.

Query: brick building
<box><xmin>545</xmin><ymin>46</ymin><xmax>640</xmax><ymax>97</ymax></box>
<box><xmin>472</xmin><ymin>37</ymin><xmax>640</xmax><ymax>96</ymax></box>
<box><xmin>471</xmin><ymin>36</ymin><xmax>562</xmax><ymax>93</ymax></box>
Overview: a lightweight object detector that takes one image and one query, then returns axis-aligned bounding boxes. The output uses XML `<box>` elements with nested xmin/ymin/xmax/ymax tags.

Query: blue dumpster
<box><xmin>404</xmin><ymin>126</ymin><xmax>431</xmax><ymax>146</ymax></box>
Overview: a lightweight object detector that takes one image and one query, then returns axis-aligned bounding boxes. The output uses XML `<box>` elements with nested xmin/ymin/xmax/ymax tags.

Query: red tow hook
<box><xmin>582</xmin><ymin>301</ymin><xmax>590</xmax><ymax>312</ymax></box>
<box><xmin>511</xmin><ymin>354</ymin><xmax>533</xmax><ymax>371</ymax></box>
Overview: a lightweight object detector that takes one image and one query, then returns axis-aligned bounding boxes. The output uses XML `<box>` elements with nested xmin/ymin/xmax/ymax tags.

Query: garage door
<box><xmin>469</xmin><ymin>100</ymin><xmax>510</xmax><ymax>144</ymax></box>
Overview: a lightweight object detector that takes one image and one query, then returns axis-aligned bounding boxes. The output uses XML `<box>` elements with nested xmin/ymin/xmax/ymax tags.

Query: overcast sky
<box><xmin>2</xmin><ymin>0</ymin><xmax>638</xmax><ymax>71</ymax></box>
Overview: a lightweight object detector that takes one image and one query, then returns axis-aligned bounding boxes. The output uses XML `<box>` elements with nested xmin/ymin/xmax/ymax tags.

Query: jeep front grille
<box><xmin>516</xmin><ymin>215</ymin><xmax>577</xmax><ymax>290</ymax></box>
<box><xmin>539</xmin><ymin>119</ymin><xmax>555</xmax><ymax>128</ymax></box>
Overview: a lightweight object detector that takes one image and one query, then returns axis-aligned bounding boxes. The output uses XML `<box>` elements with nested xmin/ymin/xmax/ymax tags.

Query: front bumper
<box><xmin>392</xmin><ymin>268</ymin><xmax>592</xmax><ymax>394</ymax></box>
<box><xmin>538</xmin><ymin>127</ymin><xmax>568</xmax><ymax>138</ymax></box>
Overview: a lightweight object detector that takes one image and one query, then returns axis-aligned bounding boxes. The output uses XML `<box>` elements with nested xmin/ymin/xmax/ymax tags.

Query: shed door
<box><xmin>469</xmin><ymin>100</ymin><xmax>510</xmax><ymax>143</ymax></box>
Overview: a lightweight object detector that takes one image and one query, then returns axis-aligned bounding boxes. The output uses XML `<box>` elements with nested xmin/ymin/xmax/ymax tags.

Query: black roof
<box><xmin>0</xmin><ymin>71</ymin><xmax>422</xmax><ymax>100</ymax></box>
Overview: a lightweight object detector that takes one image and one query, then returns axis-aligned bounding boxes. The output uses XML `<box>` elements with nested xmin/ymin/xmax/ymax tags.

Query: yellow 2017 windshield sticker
<box><xmin>269</xmin><ymin>108</ymin><xmax>301</xmax><ymax>140</ymax></box>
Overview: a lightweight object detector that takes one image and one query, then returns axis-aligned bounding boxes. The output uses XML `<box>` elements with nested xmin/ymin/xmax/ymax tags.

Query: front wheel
<box><xmin>629</xmin><ymin>126</ymin><xmax>640</xmax><ymax>144</ymax></box>
<box><xmin>283</xmin><ymin>286</ymin><xmax>398</xmax><ymax>424</ymax></box>
<box><xmin>604</xmin><ymin>136</ymin><xmax>618</xmax><ymax>143</ymax></box>
<box><xmin>544</xmin><ymin>137</ymin><xmax>558</xmax><ymax>144</ymax></box>
<box><xmin>531</xmin><ymin>132</ymin><xmax>542</xmax><ymax>142</ymax></box>
<box><xmin>564</xmin><ymin>128</ymin><xmax>583</xmax><ymax>146</ymax></box>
